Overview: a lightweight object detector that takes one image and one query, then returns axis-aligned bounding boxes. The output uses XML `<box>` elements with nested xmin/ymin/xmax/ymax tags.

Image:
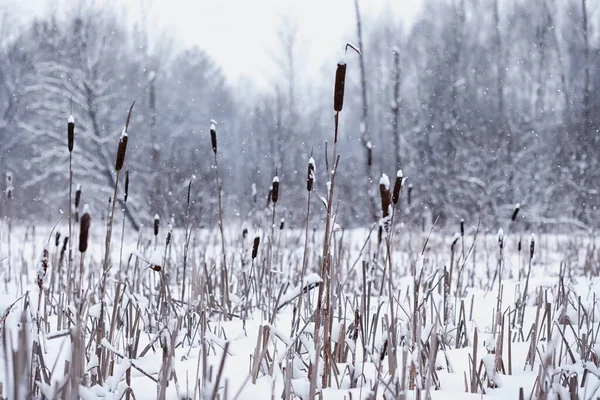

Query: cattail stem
<box><xmin>67</xmin><ymin>153</ymin><xmax>73</xmax><ymax>305</ymax></box>
<box><xmin>213</xmin><ymin>150</ymin><xmax>229</xmax><ymax>315</ymax></box>
<box><xmin>181</xmin><ymin>180</ymin><xmax>192</xmax><ymax>303</ymax></box>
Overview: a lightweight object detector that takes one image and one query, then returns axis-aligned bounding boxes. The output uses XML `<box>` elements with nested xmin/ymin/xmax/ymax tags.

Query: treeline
<box><xmin>0</xmin><ymin>0</ymin><xmax>599</xmax><ymax>232</ymax></box>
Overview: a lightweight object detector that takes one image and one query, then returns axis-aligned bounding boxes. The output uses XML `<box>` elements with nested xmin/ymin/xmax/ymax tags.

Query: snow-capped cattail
<box><xmin>379</xmin><ymin>173</ymin><xmax>391</xmax><ymax>219</ymax></box>
<box><xmin>154</xmin><ymin>214</ymin><xmax>160</xmax><ymax>237</ymax></box>
<box><xmin>392</xmin><ymin>169</ymin><xmax>403</xmax><ymax>205</ymax></box>
<box><xmin>529</xmin><ymin>233</ymin><xmax>535</xmax><ymax>259</ymax></box>
<box><xmin>497</xmin><ymin>228</ymin><xmax>504</xmax><ymax>250</ymax></box>
<box><xmin>271</xmin><ymin>175</ymin><xmax>279</xmax><ymax>203</ymax></box>
<box><xmin>407</xmin><ymin>184</ymin><xmax>413</xmax><ymax>207</ymax></box>
<box><xmin>307</xmin><ymin>157</ymin><xmax>316</xmax><ymax>192</ymax></box>
<box><xmin>251</xmin><ymin>183</ymin><xmax>257</xmax><ymax>204</ymax></box>
<box><xmin>55</xmin><ymin>232</ymin><xmax>61</xmax><ymax>247</ymax></box>
<box><xmin>115</xmin><ymin>128</ymin><xmax>128</xmax><ymax>172</ymax></box>
<box><xmin>460</xmin><ymin>219</ymin><xmax>464</xmax><ymax>237</ymax></box>
<box><xmin>334</xmin><ymin>58</ymin><xmax>347</xmax><ymax>112</ymax></box>
<box><xmin>68</xmin><ymin>114</ymin><xmax>75</xmax><ymax>152</ymax></box>
<box><xmin>37</xmin><ymin>246</ymin><xmax>49</xmax><ymax>288</ymax></box>
<box><xmin>6</xmin><ymin>172</ymin><xmax>13</xmax><ymax>200</ymax></box>
<box><xmin>280</xmin><ymin>218</ymin><xmax>285</xmax><ymax>230</ymax></box>
<box><xmin>79</xmin><ymin>205</ymin><xmax>91</xmax><ymax>253</ymax></box>
<box><xmin>210</xmin><ymin>120</ymin><xmax>217</xmax><ymax>154</ymax></box>
<box><xmin>252</xmin><ymin>235</ymin><xmax>260</xmax><ymax>259</ymax></box>
<box><xmin>511</xmin><ymin>203</ymin><xmax>520</xmax><ymax>222</ymax></box>
<box><xmin>124</xmin><ymin>170</ymin><xmax>130</xmax><ymax>203</ymax></box>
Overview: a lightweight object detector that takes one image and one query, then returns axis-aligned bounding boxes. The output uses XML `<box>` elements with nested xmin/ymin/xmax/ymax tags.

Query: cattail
<box><xmin>451</xmin><ymin>232</ymin><xmax>460</xmax><ymax>250</ymax></box>
<box><xmin>498</xmin><ymin>228</ymin><xmax>504</xmax><ymax>250</ymax></box>
<box><xmin>55</xmin><ymin>232</ymin><xmax>61</xmax><ymax>247</ymax></box>
<box><xmin>37</xmin><ymin>246</ymin><xmax>49</xmax><ymax>287</ymax></box>
<box><xmin>210</xmin><ymin>120</ymin><xmax>217</xmax><ymax>154</ymax></box>
<box><xmin>366</xmin><ymin>141</ymin><xmax>373</xmax><ymax>167</ymax></box>
<box><xmin>307</xmin><ymin>157</ymin><xmax>316</xmax><ymax>192</ymax></box>
<box><xmin>511</xmin><ymin>203</ymin><xmax>520</xmax><ymax>222</ymax></box>
<box><xmin>115</xmin><ymin>102</ymin><xmax>134</xmax><ymax>172</ymax></box>
<box><xmin>68</xmin><ymin>114</ymin><xmax>75</xmax><ymax>152</ymax></box>
<box><xmin>124</xmin><ymin>170</ymin><xmax>130</xmax><ymax>203</ymax></box>
<box><xmin>115</xmin><ymin>128</ymin><xmax>128</xmax><ymax>171</ymax></box>
<box><xmin>407</xmin><ymin>183</ymin><xmax>413</xmax><ymax>207</ymax></box>
<box><xmin>187</xmin><ymin>179</ymin><xmax>192</xmax><ymax>205</ymax></box>
<box><xmin>154</xmin><ymin>214</ymin><xmax>160</xmax><ymax>237</ymax></box>
<box><xmin>242</xmin><ymin>228</ymin><xmax>248</xmax><ymax>239</ymax></box>
<box><xmin>529</xmin><ymin>233</ymin><xmax>535</xmax><ymax>259</ymax></box>
<box><xmin>460</xmin><ymin>219</ymin><xmax>464</xmax><ymax>237</ymax></box>
<box><xmin>334</xmin><ymin>59</ymin><xmax>347</xmax><ymax>112</ymax></box>
<box><xmin>280</xmin><ymin>218</ymin><xmax>285</xmax><ymax>230</ymax></box>
<box><xmin>79</xmin><ymin>205</ymin><xmax>91</xmax><ymax>253</ymax></box>
<box><xmin>271</xmin><ymin>176</ymin><xmax>279</xmax><ymax>203</ymax></box>
<box><xmin>379</xmin><ymin>173</ymin><xmax>391</xmax><ymax>219</ymax></box>
<box><xmin>75</xmin><ymin>184</ymin><xmax>82</xmax><ymax>209</ymax></box>
<box><xmin>251</xmin><ymin>183</ymin><xmax>257</xmax><ymax>204</ymax></box>
<box><xmin>6</xmin><ymin>172</ymin><xmax>13</xmax><ymax>200</ymax></box>
<box><xmin>392</xmin><ymin>169</ymin><xmax>403</xmax><ymax>205</ymax></box>
<box><xmin>518</xmin><ymin>238</ymin><xmax>522</xmax><ymax>252</ymax></box>
<box><xmin>166</xmin><ymin>223</ymin><xmax>172</xmax><ymax>246</ymax></box>
<box><xmin>61</xmin><ymin>236</ymin><xmax>68</xmax><ymax>254</ymax></box>
<box><xmin>252</xmin><ymin>235</ymin><xmax>260</xmax><ymax>259</ymax></box>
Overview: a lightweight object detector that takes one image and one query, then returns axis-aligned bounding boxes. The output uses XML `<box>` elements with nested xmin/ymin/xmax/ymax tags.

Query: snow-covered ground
<box><xmin>0</xmin><ymin>221</ymin><xmax>599</xmax><ymax>399</ymax></box>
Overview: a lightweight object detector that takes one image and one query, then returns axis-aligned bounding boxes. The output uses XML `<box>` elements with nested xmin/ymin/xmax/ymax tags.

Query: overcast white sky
<box><xmin>10</xmin><ymin>0</ymin><xmax>422</xmax><ymax>87</ymax></box>
<box><xmin>134</xmin><ymin>0</ymin><xmax>422</xmax><ymax>88</ymax></box>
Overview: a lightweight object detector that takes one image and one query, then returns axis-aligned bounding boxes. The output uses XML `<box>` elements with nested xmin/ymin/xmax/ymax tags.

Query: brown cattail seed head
<box><xmin>166</xmin><ymin>223</ymin><xmax>172</xmax><ymax>246</ymax></box>
<box><xmin>392</xmin><ymin>169</ymin><xmax>403</xmax><ymax>205</ymax></box>
<box><xmin>124</xmin><ymin>170</ymin><xmax>129</xmax><ymax>203</ymax></box>
<box><xmin>79</xmin><ymin>205</ymin><xmax>91</xmax><ymax>253</ymax></box>
<box><xmin>498</xmin><ymin>228</ymin><xmax>504</xmax><ymax>250</ymax></box>
<box><xmin>68</xmin><ymin>114</ymin><xmax>75</xmax><ymax>152</ymax></box>
<box><xmin>379</xmin><ymin>173</ymin><xmax>391</xmax><ymax>219</ymax></box>
<box><xmin>280</xmin><ymin>218</ymin><xmax>285</xmax><ymax>230</ymax></box>
<box><xmin>271</xmin><ymin>176</ymin><xmax>279</xmax><ymax>203</ymax></box>
<box><xmin>530</xmin><ymin>233</ymin><xmax>535</xmax><ymax>259</ymax></box>
<box><xmin>511</xmin><ymin>203</ymin><xmax>520</xmax><ymax>222</ymax></box>
<box><xmin>460</xmin><ymin>219</ymin><xmax>464</xmax><ymax>236</ymax></box>
<box><xmin>210</xmin><ymin>120</ymin><xmax>217</xmax><ymax>154</ymax></box>
<box><xmin>307</xmin><ymin>157</ymin><xmax>315</xmax><ymax>192</ymax></box>
<box><xmin>252</xmin><ymin>235</ymin><xmax>260</xmax><ymax>259</ymax></box>
<box><xmin>518</xmin><ymin>238</ymin><xmax>522</xmax><ymax>252</ymax></box>
<box><xmin>334</xmin><ymin>60</ymin><xmax>347</xmax><ymax>112</ymax></box>
<box><xmin>154</xmin><ymin>214</ymin><xmax>160</xmax><ymax>236</ymax></box>
<box><xmin>55</xmin><ymin>232</ymin><xmax>61</xmax><ymax>247</ymax></box>
<box><xmin>115</xmin><ymin>129</ymin><xmax>128</xmax><ymax>171</ymax></box>
<box><xmin>61</xmin><ymin>236</ymin><xmax>68</xmax><ymax>254</ymax></box>
<box><xmin>75</xmin><ymin>184</ymin><xmax>82</xmax><ymax>209</ymax></box>
<box><xmin>407</xmin><ymin>184</ymin><xmax>413</xmax><ymax>207</ymax></box>
<box><xmin>242</xmin><ymin>228</ymin><xmax>248</xmax><ymax>239</ymax></box>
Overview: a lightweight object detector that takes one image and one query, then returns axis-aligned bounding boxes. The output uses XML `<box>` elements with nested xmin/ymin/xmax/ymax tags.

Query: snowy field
<box><xmin>0</xmin><ymin>220</ymin><xmax>599</xmax><ymax>399</ymax></box>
